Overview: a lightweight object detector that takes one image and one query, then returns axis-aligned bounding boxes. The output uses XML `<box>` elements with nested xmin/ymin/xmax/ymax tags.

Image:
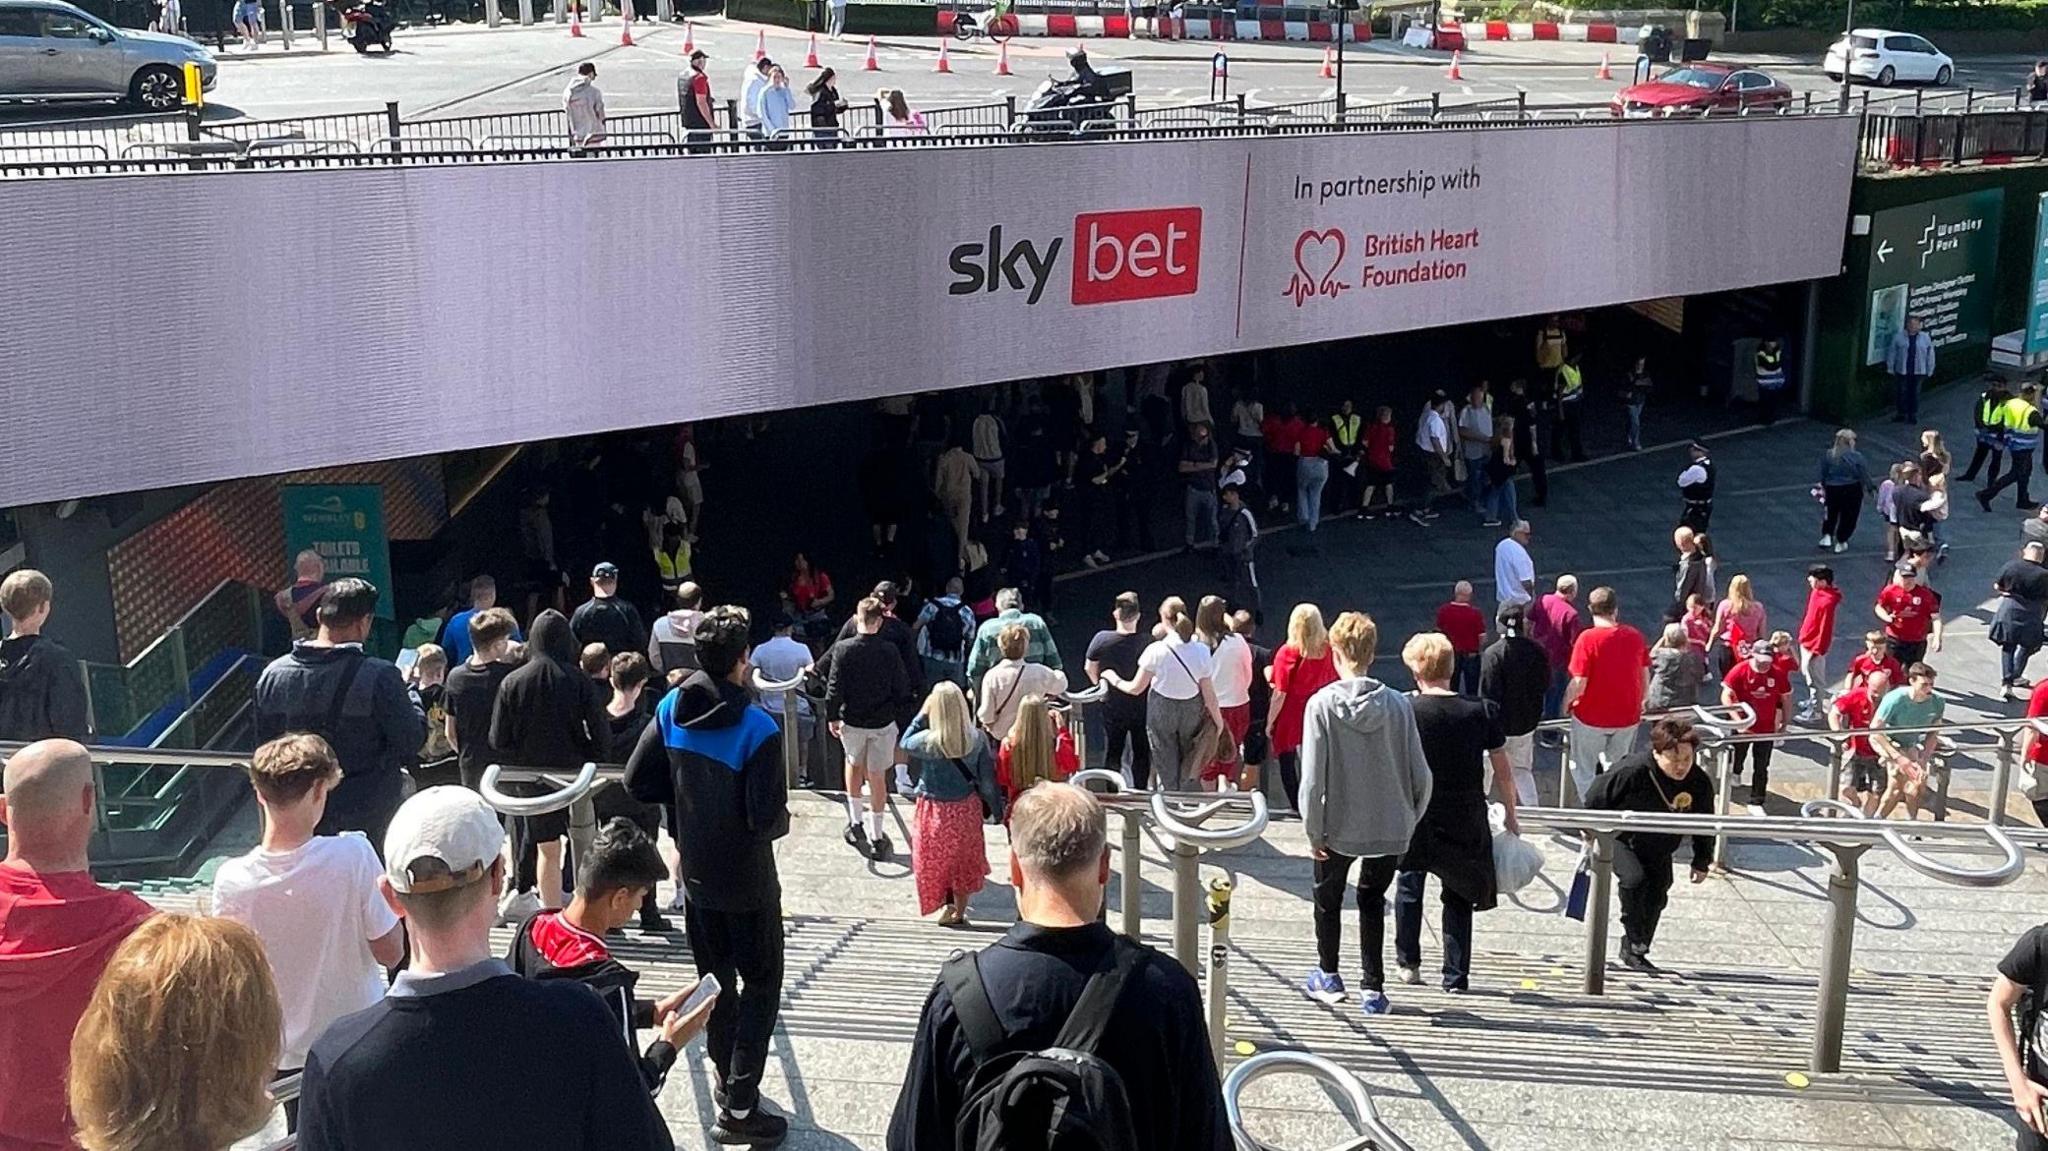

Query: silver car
<box><xmin>0</xmin><ymin>0</ymin><xmax>217</xmax><ymax>111</ymax></box>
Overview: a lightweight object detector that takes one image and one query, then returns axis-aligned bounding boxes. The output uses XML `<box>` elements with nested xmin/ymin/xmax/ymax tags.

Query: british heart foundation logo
<box><xmin>1284</xmin><ymin>228</ymin><xmax>1350</xmax><ymax>307</ymax></box>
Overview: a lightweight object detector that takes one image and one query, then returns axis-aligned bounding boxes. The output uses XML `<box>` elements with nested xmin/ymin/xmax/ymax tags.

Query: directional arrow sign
<box><xmin>1876</xmin><ymin>239</ymin><xmax>1893</xmax><ymax>264</ymax></box>
<box><xmin>1864</xmin><ymin>189</ymin><xmax>2003</xmax><ymax>367</ymax></box>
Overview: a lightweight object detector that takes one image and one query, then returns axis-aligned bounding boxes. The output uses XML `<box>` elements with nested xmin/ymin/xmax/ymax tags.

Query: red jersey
<box><xmin>1297</xmin><ymin>424</ymin><xmax>1333</xmax><ymax>458</ymax></box>
<box><xmin>1270</xmin><ymin>643</ymin><xmax>1339</xmax><ymax>754</ymax></box>
<box><xmin>1799</xmin><ymin>584</ymin><xmax>1842</xmax><ymax>655</ymax></box>
<box><xmin>1682</xmin><ymin>610</ymin><xmax>1711</xmax><ymax>653</ymax></box>
<box><xmin>1846</xmin><ymin>651</ymin><xmax>1904</xmax><ymax>693</ymax></box>
<box><xmin>1831</xmin><ymin>687</ymin><xmax>1879</xmax><ymax>757</ymax></box>
<box><xmin>1567</xmin><ymin>623</ymin><xmax>1649</xmax><ymax>728</ymax></box>
<box><xmin>1876</xmin><ymin>582</ymin><xmax>1940</xmax><ymax>643</ymax></box>
<box><xmin>2029</xmin><ymin>681</ymin><xmax>2048</xmax><ymax>765</ymax></box>
<box><xmin>1723</xmin><ymin>658</ymin><xmax>1792</xmax><ymax>732</ymax></box>
<box><xmin>1435</xmin><ymin>601</ymin><xmax>1487</xmax><ymax>655</ymax></box>
<box><xmin>1364</xmin><ymin>423</ymin><xmax>1396</xmax><ymax>472</ymax></box>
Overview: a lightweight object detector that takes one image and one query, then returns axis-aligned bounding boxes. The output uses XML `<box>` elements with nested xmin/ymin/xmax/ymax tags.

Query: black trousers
<box><xmin>1555</xmin><ymin>400</ymin><xmax>1586</xmax><ymax>461</ymax></box>
<box><xmin>1959</xmin><ymin>439</ymin><xmax>2004</xmax><ymax>485</ymax></box>
<box><xmin>1277</xmin><ymin>750</ymin><xmax>1301</xmax><ymax>813</ymax></box>
<box><xmin>1524</xmin><ymin>448</ymin><xmax>1548</xmax><ymax>505</ymax></box>
<box><xmin>1728</xmin><ymin>740</ymin><xmax>1774</xmax><ymax>801</ymax></box>
<box><xmin>1311</xmin><ymin>851</ymin><xmax>1400</xmax><ymax>990</ymax></box>
<box><xmin>684</xmin><ymin>902</ymin><xmax>786</xmax><ymax>1114</ymax></box>
<box><xmin>1987</xmin><ymin>448</ymin><xmax>2038</xmax><ymax>506</ymax></box>
<box><xmin>1612</xmin><ymin>840</ymin><xmax>1675</xmax><ymax>953</ymax></box>
<box><xmin>1103</xmin><ymin>706</ymin><xmax>1152</xmax><ymax>789</ymax></box>
<box><xmin>1679</xmin><ymin>499</ymin><xmax>1713</xmax><ymax>532</ymax></box>
<box><xmin>1821</xmin><ymin>483</ymin><xmax>1863</xmax><ymax>543</ymax></box>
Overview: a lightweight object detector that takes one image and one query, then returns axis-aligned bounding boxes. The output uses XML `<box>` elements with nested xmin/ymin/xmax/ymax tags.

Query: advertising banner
<box><xmin>2029</xmin><ymin>192</ymin><xmax>2048</xmax><ymax>360</ymax></box>
<box><xmin>281</xmin><ymin>485</ymin><xmax>393</xmax><ymax>619</ymax></box>
<box><xmin>1863</xmin><ymin>188</ymin><xmax>2004</xmax><ymax>366</ymax></box>
<box><xmin>0</xmin><ymin>117</ymin><xmax>1857</xmax><ymax>507</ymax></box>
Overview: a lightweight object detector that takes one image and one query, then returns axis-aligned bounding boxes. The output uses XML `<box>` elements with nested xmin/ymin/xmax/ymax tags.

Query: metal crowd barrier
<box><xmin>1517</xmin><ymin>803</ymin><xmax>2031</xmax><ymax>1073</ymax></box>
<box><xmin>477</xmin><ymin>761</ymin><xmax>601</xmax><ymax>874</ymax></box>
<box><xmin>1541</xmin><ymin>703</ymin><xmax>1755</xmax><ymax>806</ymax></box>
<box><xmin>1224</xmin><ymin>1049</ymin><xmax>1414</xmax><ymax>1151</ymax></box>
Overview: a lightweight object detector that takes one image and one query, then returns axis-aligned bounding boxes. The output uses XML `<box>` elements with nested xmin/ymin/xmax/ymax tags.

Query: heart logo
<box><xmin>1283</xmin><ymin>228</ymin><xmax>1350</xmax><ymax>307</ymax></box>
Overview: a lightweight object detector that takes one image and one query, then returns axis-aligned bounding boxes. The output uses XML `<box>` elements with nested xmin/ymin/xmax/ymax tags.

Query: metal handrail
<box><xmin>0</xmin><ymin>741</ymin><xmax>250</xmax><ymax>768</ymax></box>
<box><xmin>476</xmin><ymin>762</ymin><xmax>597</xmax><ymax>817</ymax></box>
<box><xmin>147</xmin><ymin>653</ymin><xmax>260</xmax><ymax>751</ymax></box>
<box><xmin>373</xmin><ymin>134</ymin><xmax>476</xmax><ymax>150</ymax></box>
<box><xmin>1513</xmin><ymin>805</ymin><xmax>2043</xmax><ymax>851</ymax></box>
<box><xmin>1225</xmin><ymin>1049</ymin><xmax>1413</xmax><ymax>1151</ymax></box>
<box><xmin>1795</xmin><ymin>797</ymin><xmax>2025</xmax><ymax>887</ymax></box>
<box><xmin>1150</xmin><ymin>789</ymin><xmax>1269</xmax><ymax>849</ymax></box>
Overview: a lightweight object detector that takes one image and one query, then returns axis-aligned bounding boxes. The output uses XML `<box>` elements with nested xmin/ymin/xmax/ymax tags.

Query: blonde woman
<box><xmin>1267</xmin><ymin>603</ymin><xmax>1339</xmax><ymax>812</ymax></box>
<box><xmin>1707</xmin><ymin>574</ymin><xmax>1767</xmax><ymax>679</ymax></box>
<box><xmin>69</xmin><ymin>914</ymin><xmax>283</xmax><ymax>1151</ymax></box>
<box><xmin>1105</xmin><ymin>601</ymin><xmax>1223</xmax><ymax>790</ymax></box>
<box><xmin>900</xmin><ymin>681</ymin><xmax>1001</xmax><ymax>926</ymax></box>
<box><xmin>1919</xmin><ymin>428</ymin><xmax>1952</xmax><ymax>479</ymax></box>
<box><xmin>996</xmin><ymin>695</ymin><xmax>1077</xmax><ymax>808</ymax></box>
<box><xmin>1817</xmin><ymin>427</ymin><xmax>1869</xmax><ymax>553</ymax></box>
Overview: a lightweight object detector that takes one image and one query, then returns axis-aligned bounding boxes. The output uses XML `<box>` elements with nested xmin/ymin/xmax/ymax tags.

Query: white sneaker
<box><xmin>496</xmin><ymin>889</ymin><xmax>542</xmax><ymax>926</ymax></box>
<box><xmin>1833</xmin><ymin>542</ymin><xmax>1848</xmax><ymax>554</ymax></box>
<box><xmin>1397</xmin><ymin>964</ymin><xmax>1423</xmax><ymax>986</ymax></box>
<box><xmin>1818</xmin><ymin>535</ymin><xmax>1833</xmax><ymax>548</ymax></box>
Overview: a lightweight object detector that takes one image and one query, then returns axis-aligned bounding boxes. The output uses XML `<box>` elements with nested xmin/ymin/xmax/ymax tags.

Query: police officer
<box><xmin>1554</xmin><ymin>353</ymin><xmax>1588</xmax><ymax>463</ymax></box>
<box><xmin>1981</xmin><ymin>384</ymin><xmax>2043</xmax><ymax>512</ymax></box>
<box><xmin>1329</xmin><ymin>399</ymin><xmax>1363</xmax><ymax>513</ymax></box>
<box><xmin>1958</xmin><ymin>376</ymin><xmax>2012</xmax><ymax>486</ymax></box>
<box><xmin>1676</xmin><ymin>441</ymin><xmax>1714</xmax><ymax>531</ymax></box>
<box><xmin>1754</xmin><ymin>338</ymin><xmax>1788</xmax><ymax>426</ymax></box>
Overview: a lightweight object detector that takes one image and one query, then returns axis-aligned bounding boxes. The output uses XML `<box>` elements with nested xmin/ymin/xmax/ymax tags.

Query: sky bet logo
<box><xmin>947</xmin><ymin>207</ymin><xmax>1203</xmax><ymax>306</ymax></box>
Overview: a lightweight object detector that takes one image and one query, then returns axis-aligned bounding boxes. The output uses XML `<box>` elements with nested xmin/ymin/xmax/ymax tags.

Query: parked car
<box><xmin>0</xmin><ymin>0</ymin><xmax>216</xmax><ymax>111</ymax></box>
<box><xmin>1824</xmin><ymin>28</ymin><xmax>1953</xmax><ymax>88</ymax></box>
<box><xmin>1610</xmin><ymin>63</ymin><xmax>1794</xmax><ymax>117</ymax></box>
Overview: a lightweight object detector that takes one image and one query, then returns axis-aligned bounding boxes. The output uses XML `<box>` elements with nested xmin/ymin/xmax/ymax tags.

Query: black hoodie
<box><xmin>507</xmin><ymin>909</ymin><xmax>677</xmax><ymax>1093</ymax></box>
<box><xmin>492</xmin><ymin>610</ymin><xmax>609</xmax><ymax>770</ymax></box>
<box><xmin>0</xmin><ymin>633</ymin><xmax>89</xmax><ymax>742</ymax></box>
<box><xmin>624</xmin><ymin>671</ymin><xmax>787</xmax><ymax>913</ymax></box>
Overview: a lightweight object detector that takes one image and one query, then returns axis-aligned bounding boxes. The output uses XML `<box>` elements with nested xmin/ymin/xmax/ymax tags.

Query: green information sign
<box><xmin>282</xmin><ymin>484</ymin><xmax>393</xmax><ymax>619</ymax></box>
<box><xmin>2028</xmin><ymin>192</ymin><xmax>2048</xmax><ymax>359</ymax></box>
<box><xmin>1864</xmin><ymin>188</ymin><xmax>2004</xmax><ymax>368</ymax></box>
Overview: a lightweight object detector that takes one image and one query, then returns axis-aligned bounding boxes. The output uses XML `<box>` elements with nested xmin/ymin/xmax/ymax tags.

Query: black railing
<box><xmin>1859</xmin><ymin>108</ymin><xmax>2048</xmax><ymax>169</ymax></box>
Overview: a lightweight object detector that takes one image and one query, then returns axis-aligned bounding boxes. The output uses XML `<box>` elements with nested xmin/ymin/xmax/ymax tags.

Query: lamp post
<box><xmin>1836</xmin><ymin>0</ymin><xmax>1856</xmax><ymax>112</ymax></box>
<box><xmin>1333</xmin><ymin>0</ymin><xmax>1359</xmax><ymax>114</ymax></box>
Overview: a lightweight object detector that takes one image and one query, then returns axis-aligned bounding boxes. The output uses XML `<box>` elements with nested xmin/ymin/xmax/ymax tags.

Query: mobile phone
<box><xmin>679</xmin><ymin>972</ymin><xmax>721</xmax><ymax>1016</ymax></box>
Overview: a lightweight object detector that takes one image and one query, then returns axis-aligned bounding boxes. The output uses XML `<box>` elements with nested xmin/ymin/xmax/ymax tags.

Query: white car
<box><xmin>1824</xmin><ymin>28</ymin><xmax>1953</xmax><ymax>88</ymax></box>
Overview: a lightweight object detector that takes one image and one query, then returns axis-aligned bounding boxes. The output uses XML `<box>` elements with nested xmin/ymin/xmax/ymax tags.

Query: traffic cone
<box><xmin>752</xmin><ymin>27</ymin><xmax>765</xmax><ymax>60</ymax></box>
<box><xmin>934</xmin><ymin>36</ymin><xmax>952</xmax><ymax>72</ymax></box>
<box><xmin>568</xmin><ymin>2</ymin><xmax>582</xmax><ymax>37</ymax></box>
<box><xmin>681</xmin><ymin>18</ymin><xmax>694</xmax><ymax>54</ymax></box>
<box><xmin>1445</xmin><ymin>49</ymin><xmax>1462</xmax><ymax>80</ymax></box>
<box><xmin>1596</xmin><ymin>50</ymin><xmax>1612</xmax><ymax>80</ymax></box>
<box><xmin>862</xmin><ymin>34</ymin><xmax>879</xmax><ymax>70</ymax></box>
<box><xmin>804</xmin><ymin>31</ymin><xmax>820</xmax><ymax>67</ymax></box>
<box><xmin>1319</xmin><ymin>45</ymin><xmax>1334</xmax><ymax>79</ymax></box>
<box><xmin>994</xmin><ymin>37</ymin><xmax>1012</xmax><ymax>75</ymax></box>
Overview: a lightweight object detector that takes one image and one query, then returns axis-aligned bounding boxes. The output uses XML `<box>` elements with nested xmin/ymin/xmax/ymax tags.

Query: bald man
<box><xmin>0</xmin><ymin>739</ymin><xmax>154</xmax><ymax>1150</ymax></box>
<box><xmin>1434</xmin><ymin>580</ymin><xmax>1487</xmax><ymax>696</ymax></box>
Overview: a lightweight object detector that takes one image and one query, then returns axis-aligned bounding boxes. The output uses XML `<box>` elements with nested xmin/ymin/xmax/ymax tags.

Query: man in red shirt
<box><xmin>0</xmin><ymin>740</ymin><xmax>154</xmax><ymax>1151</ymax></box>
<box><xmin>1562</xmin><ymin>586</ymin><xmax>1649</xmax><ymax>802</ymax></box>
<box><xmin>1795</xmin><ymin>564</ymin><xmax>1842</xmax><ymax>724</ymax></box>
<box><xmin>1874</xmin><ymin>562</ymin><xmax>1943</xmax><ymax>667</ymax></box>
<box><xmin>1435</xmin><ymin>581</ymin><xmax>1487</xmax><ymax>697</ymax></box>
<box><xmin>1529</xmin><ymin>575</ymin><xmax>1584</xmax><ymax>735</ymax></box>
<box><xmin>1722</xmin><ymin>638</ymin><xmax>1794</xmax><ymax>808</ymax></box>
<box><xmin>1843</xmin><ymin>629</ymin><xmax>1904</xmax><ymax>696</ymax></box>
<box><xmin>2022</xmin><ymin>678</ymin><xmax>2048</xmax><ymax>827</ymax></box>
<box><xmin>1260</xmin><ymin>404</ymin><xmax>1304</xmax><ymax>517</ymax></box>
<box><xmin>1831</xmin><ymin>666</ymin><xmax>1891</xmax><ymax>816</ymax></box>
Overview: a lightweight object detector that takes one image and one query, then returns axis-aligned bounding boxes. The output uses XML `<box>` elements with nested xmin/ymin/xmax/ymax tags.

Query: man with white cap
<box><xmin>296</xmin><ymin>787</ymin><xmax>681</xmax><ymax>1151</ymax></box>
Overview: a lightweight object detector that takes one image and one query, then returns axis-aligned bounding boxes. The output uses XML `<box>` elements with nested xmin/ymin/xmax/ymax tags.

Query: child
<box><xmin>1682</xmin><ymin>594</ymin><xmax>1712</xmax><ymax>656</ymax></box>
<box><xmin>1001</xmin><ymin>520</ymin><xmax>1042</xmax><ymax>606</ymax></box>
<box><xmin>508</xmin><ymin>818</ymin><xmax>716</xmax><ymax>1093</ymax></box>
<box><xmin>1233</xmin><ymin>610</ymin><xmax>1274</xmax><ymax>796</ymax></box>
<box><xmin>1878</xmin><ymin>462</ymin><xmax>1904</xmax><ymax>562</ymax></box>
<box><xmin>995</xmin><ymin>694</ymin><xmax>1078</xmax><ymax>811</ymax></box>
<box><xmin>211</xmin><ymin>734</ymin><xmax>406</xmax><ymax>1129</ymax></box>
<box><xmin>1830</xmin><ymin>666</ymin><xmax>1890</xmax><ymax>817</ymax></box>
<box><xmin>1796</xmin><ymin>564</ymin><xmax>1841</xmax><ymax>723</ymax></box>
<box><xmin>1360</xmin><ymin>406</ymin><xmax>1398</xmax><ymax>517</ymax></box>
<box><xmin>1843</xmin><ymin>629</ymin><xmax>1904</xmax><ymax>696</ymax></box>
<box><xmin>411</xmin><ymin>643</ymin><xmax>454</xmax><ymax>780</ymax></box>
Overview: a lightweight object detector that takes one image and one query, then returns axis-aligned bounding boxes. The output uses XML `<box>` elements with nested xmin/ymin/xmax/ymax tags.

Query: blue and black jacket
<box><xmin>624</xmin><ymin>670</ymin><xmax>788</xmax><ymax>913</ymax></box>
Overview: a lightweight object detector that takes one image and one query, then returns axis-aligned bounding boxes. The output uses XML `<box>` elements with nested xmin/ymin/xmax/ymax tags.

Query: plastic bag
<box><xmin>1489</xmin><ymin>803</ymin><xmax>1545</xmax><ymax>894</ymax></box>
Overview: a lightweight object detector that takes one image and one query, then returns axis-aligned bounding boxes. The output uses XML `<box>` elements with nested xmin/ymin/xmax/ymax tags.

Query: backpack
<box><xmin>942</xmin><ymin>938</ymin><xmax>1145</xmax><ymax>1151</ymax></box>
<box><xmin>925</xmin><ymin>600</ymin><xmax>971</xmax><ymax>662</ymax></box>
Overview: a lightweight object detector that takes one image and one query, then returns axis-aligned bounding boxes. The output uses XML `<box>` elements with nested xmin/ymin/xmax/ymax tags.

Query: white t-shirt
<box><xmin>1415</xmin><ymin>407</ymin><xmax>1450</xmax><ymax>455</ymax></box>
<box><xmin>1139</xmin><ymin>635</ymin><xmax>1214</xmax><ymax>701</ymax></box>
<box><xmin>1494</xmin><ymin>537</ymin><xmax>1535</xmax><ymax>608</ymax></box>
<box><xmin>211</xmin><ymin>832</ymin><xmax>398</xmax><ymax>1069</ymax></box>
<box><xmin>1208</xmin><ymin>633</ymin><xmax>1255</xmax><ymax>708</ymax></box>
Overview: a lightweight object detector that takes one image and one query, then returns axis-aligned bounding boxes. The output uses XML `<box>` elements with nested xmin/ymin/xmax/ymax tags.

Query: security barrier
<box><xmin>1224</xmin><ymin>1049</ymin><xmax>1414</xmax><ymax>1151</ymax></box>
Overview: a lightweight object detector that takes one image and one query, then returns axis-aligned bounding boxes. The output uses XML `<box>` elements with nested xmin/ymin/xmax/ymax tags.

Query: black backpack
<box><xmin>942</xmin><ymin>939</ymin><xmax>1145</xmax><ymax>1151</ymax></box>
<box><xmin>925</xmin><ymin>600</ymin><xmax>971</xmax><ymax>662</ymax></box>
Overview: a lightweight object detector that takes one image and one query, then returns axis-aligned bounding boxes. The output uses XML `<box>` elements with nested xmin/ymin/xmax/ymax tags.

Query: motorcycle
<box><xmin>337</xmin><ymin>0</ymin><xmax>395</xmax><ymax>53</ymax></box>
<box><xmin>1017</xmin><ymin>48</ymin><xmax>1131</xmax><ymax>135</ymax></box>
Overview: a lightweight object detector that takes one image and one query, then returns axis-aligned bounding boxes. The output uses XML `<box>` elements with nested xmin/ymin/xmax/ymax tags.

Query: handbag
<box><xmin>1563</xmin><ymin>842</ymin><xmax>1593</xmax><ymax>921</ymax></box>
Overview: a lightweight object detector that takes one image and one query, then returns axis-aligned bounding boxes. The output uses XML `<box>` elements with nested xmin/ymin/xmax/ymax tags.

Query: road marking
<box><xmin>1393</xmin><ymin>84</ymin><xmax>1408</xmax><ymax>96</ymax></box>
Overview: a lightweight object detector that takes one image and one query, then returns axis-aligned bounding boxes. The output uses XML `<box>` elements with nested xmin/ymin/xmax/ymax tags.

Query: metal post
<box><xmin>655</xmin><ymin>0</ymin><xmax>671</xmax><ymax>18</ymax></box>
<box><xmin>553</xmin><ymin>0</ymin><xmax>564</xmax><ymax>25</ymax></box>
<box><xmin>1173</xmin><ymin>841</ymin><xmax>1201</xmax><ymax>975</ymax></box>
<box><xmin>488</xmin><ymin>0</ymin><xmax>500</xmax><ymax>27</ymax></box>
<box><xmin>567</xmin><ymin>791</ymin><xmax>598</xmax><ymax>887</ymax></box>
<box><xmin>1333</xmin><ymin>17</ymin><xmax>1343</xmax><ymax>111</ymax></box>
<box><xmin>315</xmin><ymin>0</ymin><xmax>327</xmax><ymax>48</ymax></box>
<box><xmin>1711</xmin><ymin>745</ymin><xmax>1734</xmax><ymax>870</ymax></box>
<box><xmin>1068</xmin><ymin>703</ymin><xmax>1091</xmax><ymax>770</ymax></box>
<box><xmin>1812</xmin><ymin>844</ymin><xmax>1866</xmax><ymax>1073</ymax></box>
<box><xmin>1992</xmin><ymin>730</ymin><xmax>2017</xmax><ymax>826</ymax></box>
<box><xmin>517</xmin><ymin>0</ymin><xmax>531</xmax><ymax>22</ymax></box>
<box><xmin>1120</xmin><ymin>812</ymin><xmax>1143</xmax><ymax>938</ymax></box>
<box><xmin>781</xmin><ymin>688</ymin><xmax>802</xmax><ymax>790</ymax></box>
<box><xmin>1556</xmin><ymin>726</ymin><xmax>1576</xmax><ymax>807</ymax></box>
<box><xmin>277</xmin><ymin>0</ymin><xmax>292</xmax><ymax>49</ymax></box>
<box><xmin>1582</xmin><ymin>832</ymin><xmax>1614</xmax><ymax>995</ymax></box>
<box><xmin>1205</xmin><ymin>874</ymin><xmax>1234</xmax><ymax>1067</ymax></box>
<box><xmin>384</xmin><ymin>100</ymin><xmax>401</xmax><ymax>155</ymax></box>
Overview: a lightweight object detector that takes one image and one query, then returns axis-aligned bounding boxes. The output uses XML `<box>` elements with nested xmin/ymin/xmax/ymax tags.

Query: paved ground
<box><xmin>155</xmin><ymin>380</ymin><xmax>2047</xmax><ymax>1149</ymax></box>
<box><xmin>4</xmin><ymin>15</ymin><xmax>2036</xmax><ymax>127</ymax></box>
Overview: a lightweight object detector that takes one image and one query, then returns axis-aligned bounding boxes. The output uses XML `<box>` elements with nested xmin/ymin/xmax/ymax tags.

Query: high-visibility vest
<box><xmin>2004</xmin><ymin>397</ymin><xmax>2043</xmax><ymax>448</ymax></box>
<box><xmin>1331</xmin><ymin>413</ymin><xmax>1361</xmax><ymax>448</ymax></box>
<box><xmin>1755</xmin><ymin>347</ymin><xmax>1785</xmax><ymax>390</ymax></box>
<box><xmin>654</xmin><ymin>542</ymin><xmax>693</xmax><ymax>591</ymax></box>
<box><xmin>1979</xmin><ymin>391</ymin><xmax>2007</xmax><ymax>431</ymax></box>
<box><xmin>1556</xmin><ymin>363</ymin><xmax>1584</xmax><ymax>401</ymax></box>
<box><xmin>1536</xmin><ymin>327</ymin><xmax>1566</xmax><ymax>370</ymax></box>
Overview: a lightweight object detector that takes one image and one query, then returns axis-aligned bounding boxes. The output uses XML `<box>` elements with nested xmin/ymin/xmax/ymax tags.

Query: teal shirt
<box><xmin>1874</xmin><ymin>686</ymin><xmax>1943</xmax><ymax>748</ymax></box>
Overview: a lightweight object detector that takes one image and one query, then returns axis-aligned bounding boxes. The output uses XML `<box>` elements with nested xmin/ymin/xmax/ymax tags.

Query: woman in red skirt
<box><xmin>900</xmin><ymin>682</ymin><xmax>1002</xmax><ymax>926</ymax></box>
<box><xmin>1197</xmin><ymin>596</ymin><xmax>1255</xmax><ymax>790</ymax></box>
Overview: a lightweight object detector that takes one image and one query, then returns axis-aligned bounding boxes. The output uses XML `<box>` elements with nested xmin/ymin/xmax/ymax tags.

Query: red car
<box><xmin>1610</xmin><ymin>63</ymin><xmax>1795</xmax><ymax>117</ymax></box>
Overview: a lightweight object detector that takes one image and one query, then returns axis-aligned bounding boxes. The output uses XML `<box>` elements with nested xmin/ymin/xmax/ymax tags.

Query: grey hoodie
<box><xmin>1299</xmin><ymin>675</ymin><xmax>1432</xmax><ymax>859</ymax></box>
